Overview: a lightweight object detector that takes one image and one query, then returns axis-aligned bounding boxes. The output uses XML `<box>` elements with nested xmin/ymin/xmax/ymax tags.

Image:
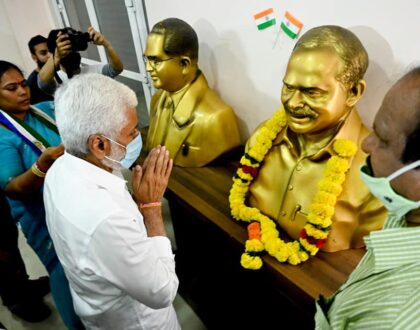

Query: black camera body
<box><xmin>62</xmin><ymin>27</ymin><xmax>91</xmax><ymax>52</ymax></box>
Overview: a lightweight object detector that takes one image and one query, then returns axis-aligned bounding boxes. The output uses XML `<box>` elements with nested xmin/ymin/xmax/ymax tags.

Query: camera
<box><xmin>47</xmin><ymin>27</ymin><xmax>91</xmax><ymax>53</ymax></box>
<box><xmin>61</xmin><ymin>27</ymin><xmax>91</xmax><ymax>51</ymax></box>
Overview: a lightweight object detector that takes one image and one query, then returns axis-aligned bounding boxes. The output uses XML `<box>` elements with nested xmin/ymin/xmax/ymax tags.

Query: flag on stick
<box><xmin>254</xmin><ymin>8</ymin><xmax>276</xmax><ymax>30</ymax></box>
<box><xmin>280</xmin><ymin>11</ymin><xmax>303</xmax><ymax>39</ymax></box>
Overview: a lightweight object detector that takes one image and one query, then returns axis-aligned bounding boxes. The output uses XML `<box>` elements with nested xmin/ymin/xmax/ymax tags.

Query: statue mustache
<box><xmin>285</xmin><ymin>106</ymin><xmax>317</xmax><ymax>118</ymax></box>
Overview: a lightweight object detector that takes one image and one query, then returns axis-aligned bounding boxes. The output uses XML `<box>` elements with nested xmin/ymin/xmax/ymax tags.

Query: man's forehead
<box><xmin>376</xmin><ymin>86</ymin><xmax>413</xmax><ymax>140</ymax></box>
<box><xmin>34</xmin><ymin>42</ymin><xmax>48</xmax><ymax>51</ymax></box>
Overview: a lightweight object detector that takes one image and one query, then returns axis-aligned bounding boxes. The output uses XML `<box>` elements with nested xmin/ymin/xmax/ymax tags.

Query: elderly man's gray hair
<box><xmin>55</xmin><ymin>73</ymin><xmax>138</xmax><ymax>157</ymax></box>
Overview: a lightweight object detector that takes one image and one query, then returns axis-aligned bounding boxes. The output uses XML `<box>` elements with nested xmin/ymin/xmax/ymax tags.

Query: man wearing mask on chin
<box><xmin>315</xmin><ymin>67</ymin><xmax>420</xmax><ymax>329</ymax></box>
<box><xmin>43</xmin><ymin>73</ymin><xmax>180</xmax><ymax>330</ymax></box>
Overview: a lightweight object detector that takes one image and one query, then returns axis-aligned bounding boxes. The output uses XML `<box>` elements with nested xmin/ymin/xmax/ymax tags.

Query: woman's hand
<box><xmin>37</xmin><ymin>144</ymin><xmax>65</xmax><ymax>170</ymax></box>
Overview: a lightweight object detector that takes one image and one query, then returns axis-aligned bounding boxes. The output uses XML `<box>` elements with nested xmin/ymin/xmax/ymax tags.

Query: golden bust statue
<box><xmin>233</xmin><ymin>26</ymin><xmax>386</xmax><ymax>257</ymax></box>
<box><xmin>144</xmin><ymin>18</ymin><xmax>241</xmax><ymax>167</ymax></box>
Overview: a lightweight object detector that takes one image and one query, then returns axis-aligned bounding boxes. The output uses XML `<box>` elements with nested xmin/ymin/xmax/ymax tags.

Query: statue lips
<box><xmin>286</xmin><ymin>107</ymin><xmax>317</xmax><ymax>124</ymax></box>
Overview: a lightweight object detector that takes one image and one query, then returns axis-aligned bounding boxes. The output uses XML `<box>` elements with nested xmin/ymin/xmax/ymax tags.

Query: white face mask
<box><xmin>360</xmin><ymin>159</ymin><xmax>420</xmax><ymax>217</ymax></box>
<box><xmin>102</xmin><ymin>134</ymin><xmax>142</xmax><ymax>169</ymax></box>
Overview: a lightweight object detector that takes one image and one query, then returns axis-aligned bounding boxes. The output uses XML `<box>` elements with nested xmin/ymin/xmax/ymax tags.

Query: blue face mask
<box><xmin>102</xmin><ymin>134</ymin><xmax>143</xmax><ymax>169</ymax></box>
<box><xmin>360</xmin><ymin>159</ymin><xmax>420</xmax><ymax>217</ymax></box>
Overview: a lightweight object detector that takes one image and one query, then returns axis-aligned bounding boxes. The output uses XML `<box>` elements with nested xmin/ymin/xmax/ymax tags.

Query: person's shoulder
<box><xmin>32</xmin><ymin>101</ymin><xmax>55</xmax><ymax>117</ymax></box>
<box><xmin>27</xmin><ymin>70</ymin><xmax>38</xmax><ymax>84</ymax></box>
<box><xmin>0</xmin><ymin>125</ymin><xmax>21</xmax><ymax>149</ymax></box>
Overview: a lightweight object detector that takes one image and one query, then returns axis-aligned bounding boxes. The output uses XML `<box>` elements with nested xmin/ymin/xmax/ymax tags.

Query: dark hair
<box><xmin>150</xmin><ymin>18</ymin><xmax>199</xmax><ymax>59</ymax></box>
<box><xmin>0</xmin><ymin>60</ymin><xmax>23</xmax><ymax>80</ymax></box>
<box><xmin>60</xmin><ymin>52</ymin><xmax>81</xmax><ymax>79</ymax></box>
<box><xmin>401</xmin><ymin>67</ymin><xmax>420</xmax><ymax>165</ymax></box>
<box><xmin>28</xmin><ymin>35</ymin><xmax>47</xmax><ymax>55</ymax></box>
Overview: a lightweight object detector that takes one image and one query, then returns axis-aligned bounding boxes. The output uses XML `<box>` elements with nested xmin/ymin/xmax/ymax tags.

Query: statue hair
<box><xmin>293</xmin><ymin>25</ymin><xmax>369</xmax><ymax>87</ymax></box>
<box><xmin>151</xmin><ymin>18</ymin><xmax>199</xmax><ymax>59</ymax></box>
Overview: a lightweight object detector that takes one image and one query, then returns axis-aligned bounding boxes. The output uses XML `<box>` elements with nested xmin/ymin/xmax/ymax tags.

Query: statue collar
<box><xmin>274</xmin><ymin>108</ymin><xmax>364</xmax><ymax>161</ymax></box>
<box><xmin>170</xmin><ymin>72</ymin><xmax>208</xmax><ymax>127</ymax></box>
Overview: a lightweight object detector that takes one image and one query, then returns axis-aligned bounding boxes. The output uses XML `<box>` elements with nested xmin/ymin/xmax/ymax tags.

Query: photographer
<box><xmin>38</xmin><ymin>26</ymin><xmax>123</xmax><ymax>95</ymax></box>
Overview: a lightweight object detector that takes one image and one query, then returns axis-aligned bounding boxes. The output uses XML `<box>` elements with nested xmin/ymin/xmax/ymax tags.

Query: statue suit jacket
<box><xmin>146</xmin><ymin>72</ymin><xmax>241</xmax><ymax>167</ymax></box>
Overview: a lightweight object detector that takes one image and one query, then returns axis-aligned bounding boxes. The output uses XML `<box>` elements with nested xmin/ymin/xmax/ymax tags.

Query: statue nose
<box><xmin>287</xmin><ymin>90</ymin><xmax>304</xmax><ymax>109</ymax></box>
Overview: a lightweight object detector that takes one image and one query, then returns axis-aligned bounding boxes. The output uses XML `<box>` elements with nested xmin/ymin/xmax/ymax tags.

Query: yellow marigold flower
<box><xmin>237</xmin><ymin>168</ymin><xmax>253</xmax><ymax>181</ymax></box>
<box><xmin>307</xmin><ymin>213</ymin><xmax>324</xmax><ymax>224</ymax></box>
<box><xmin>239</xmin><ymin>207</ymin><xmax>260</xmax><ymax>221</ymax></box>
<box><xmin>312</xmin><ymin>191</ymin><xmax>337</xmax><ymax>206</ymax></box>
<box><xmin>323</xmin><ymin>171</ymin><xmax>346</xmax><ymax>185</ymax></box>
<box><xmin>299</xmin><ymin>238</ymin><xmax>319</xmax><ymax>256</ymax></box>
<box><xmin>304</xmin><ymin>224</ymin><xmax>329</xmax><ymax>239</ymax></box>
<box><xmin>240</xmin><ymin>253</ymin><xmax>263</xmax><ymax>270</ymax></box>
<box><xmin>317</xmin><ymin>179</ymin><xmax>343</xmax><ymax>195</ymax></box>
<box><xmin>333</xmin><ymin>139</ymin><xmax>357</xmax><ymax>157</ymax></box>
<box><xmin>245</xmin><ymin>239</ymin><xmax>264</xmax><ymax>252</ymax></box>
<box><xmin>265</xmin><ymin>237</ymin><xmax>284</xmax><ymax>253</ymax></box>
<box><xmin>274</xmin><ymin>250</ymin><xmax>289</xmax><ymax>262</ymax></box>
<box><xmin>298</xmin><ymin>251</ymin><xmax>309</xmax><ymax>262</ymax></box>
<box><xmin>232</xmin><ymin>178</ymin><xmax>249</xmax><ymax>187</ymax></box>
<box><xmin>256</xmin><ymin>127</ymin><xmax>270</xmax><ymax>142</ymax></box>
<box><xmin>326</xmin><ymin>156</ymin><xmax>349</xmax><ymax>173</ymax></box>
<box><xmin>260</xmin><ymin>221</ymin><xmax>277</xmax><ymax>232</ymax></box>
<box><xmin>288</xmin><ymin>253</ymin><xmax>302</xmax><ymax>265</ymax></box>
<box><xmin>240</xmin><ymin>156</ymin><xmax>250</xmax><ymax>165</ymax></box>
<box><xmin>307</xmin><ymin>213</ymin><xmax>332</xmax><ymax>228</ymax></box>
<box><xmin>310</xmin><ymin>203</ymin><xmax>335</xmax><ymax>219</ymax></box>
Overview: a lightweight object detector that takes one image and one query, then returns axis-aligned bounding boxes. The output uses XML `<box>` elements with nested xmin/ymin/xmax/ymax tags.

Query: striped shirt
<box><xmin>315</xmin><ymin>215</ymin><xmax>420</xmax><ymax>330</ymax></box>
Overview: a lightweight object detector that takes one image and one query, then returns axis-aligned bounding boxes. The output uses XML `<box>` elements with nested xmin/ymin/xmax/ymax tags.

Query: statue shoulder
<box><xmin>150</xmin><ymin>89</ymin><xmax>165</xmax><ymax>112</ymax></box>
<box><xmin>197</xmin><ymin>87</ymin><xmax>235</xmax><ymax>116</ymax></box>
<box><xmin>245</xmin><ymin>118</ymin><xmax>286</xmax><ymax>151</ymax></box>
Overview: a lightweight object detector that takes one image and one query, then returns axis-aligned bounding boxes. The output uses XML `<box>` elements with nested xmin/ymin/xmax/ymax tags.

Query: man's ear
<box><xmin>31</xmin><ymin>54</ymin><xmax>37</xmax><ymax>63</ymax></box>
<box><xmin>179</xmin><ymin>56</ymin><xmax>192</xmax><ymax>74</ymax></box>
<box><xmin>346</xmin><ymin>79</ymin><xmax>366</xmax><ymax>107</ymax></box>
<box><xmin>88</xmin><ymin>134</ymin><xmax>108</xmax><ymax>159</ymax></box>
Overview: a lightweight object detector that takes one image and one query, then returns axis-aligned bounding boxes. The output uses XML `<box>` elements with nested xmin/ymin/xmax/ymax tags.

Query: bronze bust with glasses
<box><xmin>144</xmin><ymin>18</ymin><xmax>241</xmax><ymax>167</ymax></box>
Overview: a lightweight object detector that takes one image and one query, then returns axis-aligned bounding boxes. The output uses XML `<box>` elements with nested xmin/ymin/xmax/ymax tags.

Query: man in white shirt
<box><xmin>44</xmin><ymin>73</ymin><xmax>180</xmax><ymax>330</ymax></box>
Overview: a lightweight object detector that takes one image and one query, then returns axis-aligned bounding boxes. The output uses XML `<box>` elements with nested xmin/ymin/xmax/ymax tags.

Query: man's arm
<box><xmin>88</xmin><ymin>27</ymin><xmax>124</xmax><ymax>75</ymax></box>
<box><xmin>132</xmin><ymin>145</ymin><xmax>173</xmax><ymax>237</ymax></box>
<box><xmin>38</xmin><ymin>33</ymin><xmax>72</xmax><ymax>94</ymax></box>
<box><xmin>3</xmin><ymin>145</ymin><xmax>64</xmax><ymax>198</ymax></box>
<box><xmin>89</xmin><ymin>147</ymin><xmax>176</xmax><ymax>308</ymax></box>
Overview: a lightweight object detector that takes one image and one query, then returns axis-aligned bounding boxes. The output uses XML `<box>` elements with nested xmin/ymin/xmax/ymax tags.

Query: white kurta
<box><xmin>44</xmin><ymin>153</ymin><xmax>180</xmax><ymax>330</ymax></box>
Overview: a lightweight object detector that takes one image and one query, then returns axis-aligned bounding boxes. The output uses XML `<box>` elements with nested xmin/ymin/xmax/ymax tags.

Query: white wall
<box><xmin>0</xmin><ymin>0</ymin><xmax>57</xmax><ymax>76</ymax></box>
<box><xmin>144</xmin><ymin>0</ymin><xmax>420</xmax><ymax>140</ymax></box>
<box><xmin>0</xmin><ymin>0</ymin><xmax>26</xmax><ymax>69</ymax></box>
<box><xmin>2</xmin><ymin>0</ymin><xmax>419</xmax><ymax>141</ymax></box>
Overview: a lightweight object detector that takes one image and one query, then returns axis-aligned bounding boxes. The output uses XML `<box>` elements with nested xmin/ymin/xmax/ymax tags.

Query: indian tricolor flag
<box><xmin>254</xmin><ymin>8</ymin><xmax>276</xmax><ymax>30</ymax></box>
<box><xmin>280</xmin><ymin>11</ymin><xmax>303</xmax><ymax>39</ymax></box>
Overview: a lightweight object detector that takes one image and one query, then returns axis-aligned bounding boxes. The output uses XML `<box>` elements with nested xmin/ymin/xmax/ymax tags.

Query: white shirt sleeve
<box><xmin>83</xmin><ymin>64</ymin><xmax>121</xmax><ymax>78</ymax></box>
<box><xmin>88</xmin><ymin>210</ymin><xmax>179</xmax><ymax>310</ymax></box>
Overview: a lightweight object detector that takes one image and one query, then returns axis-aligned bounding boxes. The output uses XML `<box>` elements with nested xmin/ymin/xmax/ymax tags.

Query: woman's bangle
<box><xmin>31</xmin><ymin>162</ymin><xmax>46</xmax><ymax>178</ymax></box>
<box><xmin>139</xmin><ymin>201</ymin><xmax>162</xmax><ymax>209</ymax></box>
<box><xmin>36</xmin><ymin>160</ymin><xmax>49</xmax><ymax>173</ymax></box>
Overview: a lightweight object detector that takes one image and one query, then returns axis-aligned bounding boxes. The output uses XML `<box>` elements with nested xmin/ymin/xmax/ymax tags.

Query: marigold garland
<box><xmin>229</xmin><ymin>109</ymin><xmax>357</xmax><ymax>269</ymax></box>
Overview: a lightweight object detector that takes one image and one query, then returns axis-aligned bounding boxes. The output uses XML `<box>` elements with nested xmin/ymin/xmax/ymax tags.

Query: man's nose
<box><xmin>361</xmin><ymin>133</ymin><xmax>374</xmax><ymax>154</ymax></box>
